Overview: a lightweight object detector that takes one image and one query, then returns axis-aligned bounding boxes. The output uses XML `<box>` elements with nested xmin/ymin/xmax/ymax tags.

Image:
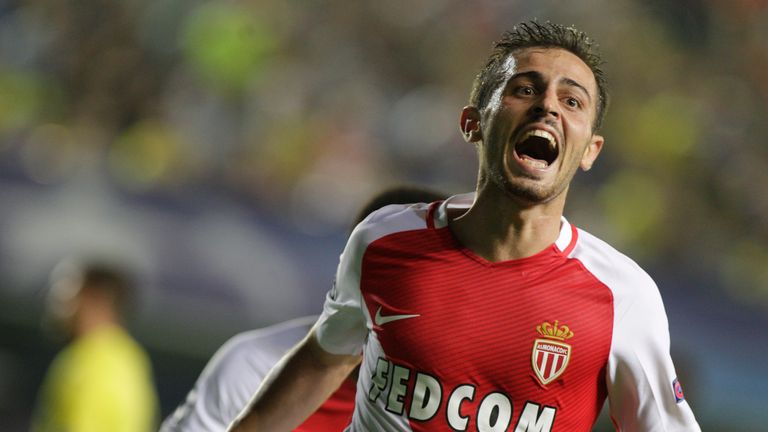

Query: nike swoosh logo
<box><xmin>375</xmin><ymin>306</ymin><xmax>420</xmax><ymax>326</ymax></box>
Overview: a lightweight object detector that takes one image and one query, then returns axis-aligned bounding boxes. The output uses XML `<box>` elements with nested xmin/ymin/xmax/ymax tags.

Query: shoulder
<box><xmin>353</xmin><ymin>202</ymin><xmax>433</xmax><ymax>241</ymax></box>
<box><xmin>209</xmin><ymin>316</ymin><xmax>318</xmax><ymax>375</ymax></box>
<box><xmin>344</xmin><ymin>202</ymin><xmax>434</xmax><ymax>258</ymax></box>
<box><xmin>71</xmin><ymin>328</ymin><xmax>150</xmax><ymax>372</ymax></box>
<box><xmin>569</xmin><ymin>228</ymin><xmax>662</xmax><ymax>312</ymax></box>
<box><xmin>219</xmin><ymin>316</ymin><xmax>316</xmax><ymax>357</ymax></box>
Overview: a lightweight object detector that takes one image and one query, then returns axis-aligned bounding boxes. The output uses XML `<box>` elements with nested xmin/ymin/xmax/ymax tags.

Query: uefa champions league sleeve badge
<box><xmin>672</xmin><ymin>378</ymin><xmax>686</xmax><ymax>403</ymax></box>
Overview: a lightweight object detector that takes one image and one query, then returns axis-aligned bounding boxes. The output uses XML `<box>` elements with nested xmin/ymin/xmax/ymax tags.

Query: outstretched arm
<box><xmin>227</xmin><ymin>329</ymin><xmax>361</xmax><ymax>432</ymax></box>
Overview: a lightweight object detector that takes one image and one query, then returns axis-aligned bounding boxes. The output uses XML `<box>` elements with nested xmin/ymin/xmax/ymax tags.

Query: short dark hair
<box><xmin>469</xmin><ymin>21</ymin><xmax>608</xmax><ymax>131</ymax></box>
<box><xmin>80</xmin><ymin>261</ymin><xmax>136</xmax><ymax>317</ymax></box>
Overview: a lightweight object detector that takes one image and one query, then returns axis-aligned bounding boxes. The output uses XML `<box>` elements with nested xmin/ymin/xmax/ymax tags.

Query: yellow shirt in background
<box><xmin>33</xmin><ymin>325</ymin><xmax>158</xmax><ymax>432</ymax></box>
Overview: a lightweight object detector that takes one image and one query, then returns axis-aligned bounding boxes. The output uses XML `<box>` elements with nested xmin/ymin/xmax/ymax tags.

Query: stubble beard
<box><xmin>483</xmin><ymin>145</ymin><xmax>571</xmax><ymax>206</ymax></box>
<box><xmin>478</xmin><ymin>134</ymin><xmax>579</xmax><ymax>207</ymax></box>
<box><xmin>487</xmin><ymin>166</ymin><xmax>557</xmax><ymax>205</ymax></box>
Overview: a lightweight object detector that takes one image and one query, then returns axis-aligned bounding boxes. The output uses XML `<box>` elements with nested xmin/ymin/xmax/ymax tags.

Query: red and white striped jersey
<box><xmin>315</xmin><ymin>193</ymin><xmax>700</xmax><ymax>432</ymax></box>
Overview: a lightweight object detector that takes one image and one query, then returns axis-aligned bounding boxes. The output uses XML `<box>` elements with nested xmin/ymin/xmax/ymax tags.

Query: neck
<box><xmin>74</xmin><ymin>306</ymin><xmax>119</xmax><ymax>338</ymax></box>
<box><xmin>450</xmin><ymin>185</ymin><xmax>566</xmax><ymax>262</ymax></box>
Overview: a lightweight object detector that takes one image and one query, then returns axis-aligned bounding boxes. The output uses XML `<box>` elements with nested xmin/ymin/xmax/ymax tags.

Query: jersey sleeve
<box><xmin>606</xmin><ymin>270</ymin><xmax>701</xmax><ymax>431</ymax></box>
<box><xmin>160</xmin><ymin>317</ymin><xmax>317</xmax><ymax>432</ymax></box>
<box><xmin>314</xmin><ymin>202</ymin><xmax>431</xmax><ymax>355</ymax></box>
<box><xmin>160</xmin><ymin>335</ymin><xmax>257</xmax><ymax>432</ymax></box>
<box><xmin>313</xmin><ymin>222</ymin><xmax>370</xmax><ymax>355</ymax></box>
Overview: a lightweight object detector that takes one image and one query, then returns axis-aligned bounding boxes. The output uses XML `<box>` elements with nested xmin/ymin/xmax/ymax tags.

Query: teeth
<box><xmin>521</xmin><ymin>129</ymin><xmax>556</xmax><ymax>150</ymax></box>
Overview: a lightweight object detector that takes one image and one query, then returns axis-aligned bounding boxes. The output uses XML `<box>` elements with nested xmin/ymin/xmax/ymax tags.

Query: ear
<box><xmin>460</xmin><ymin>106</ymin><xmax>482</xmax><ymax>143</ymax></box>
<box><xmin>580</xmin><ymin>134</ymin><xmax>604</xmax><ymax>171</ymax></box>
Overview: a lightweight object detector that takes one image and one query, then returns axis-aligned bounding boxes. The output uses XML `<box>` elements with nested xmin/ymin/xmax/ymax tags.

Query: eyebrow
<box><xmin>562</xmin><ymin>77</ymin><xmax>592</xmax><ymax>103</ymax></box>
<box><xmin>508</xmin><ymin>71</ymin><xmax>593</xmax><ymax>102</ymax></box>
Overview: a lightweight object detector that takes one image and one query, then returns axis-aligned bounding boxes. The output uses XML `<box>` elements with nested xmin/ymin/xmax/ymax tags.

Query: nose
<box><xmin>530</xmin><ymin>91</ymin><xmax>559</xmax><ymax>120</ymax></box>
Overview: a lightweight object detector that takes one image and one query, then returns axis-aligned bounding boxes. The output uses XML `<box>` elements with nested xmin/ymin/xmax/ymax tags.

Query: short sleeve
<box><xmin>314</xmin><ymin>225</ymin><xmax>369</xmax><ymax>355</ymax></box>
<box><xmin>314</xmin><ymin>202</ymin><xmax>432</xmax><ymax>355</ymax></box>
<box><xmin>160</xmin><ymin>317</ymin><xmax>317</xmax><ymax>431</ymax></box>
<box><xmin>160</xmin><ymin>335</ymin><xmax>263</xmax><ymax>431</ymax></box>
<box><xmin>606</xmin><ymin>274</ymin><xmax>701</xmax><ymax>431</ymax></box>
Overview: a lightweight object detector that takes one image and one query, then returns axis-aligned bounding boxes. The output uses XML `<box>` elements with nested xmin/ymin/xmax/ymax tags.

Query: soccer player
<box><xmin>32</xmin><ymin>259</ymin><xmax>159</xmax><ymax>432</ymax></box>
<box><xmin>229</xmin><ymin>21</ymin><xmax>701</xmax><ymax>431</ymax></box>
<box><xmin>161</xmin><ymin>186</ymin><xmax>446</xmax><ymax>432</ymax></box>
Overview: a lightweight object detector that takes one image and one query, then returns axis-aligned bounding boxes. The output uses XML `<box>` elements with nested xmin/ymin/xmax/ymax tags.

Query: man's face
<box><xmin>464</xmin><ymin>47</ymin><xmax>603</xmax><ymax>205</ymax></box>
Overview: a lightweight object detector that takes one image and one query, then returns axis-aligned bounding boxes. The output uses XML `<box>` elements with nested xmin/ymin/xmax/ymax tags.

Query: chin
<box><xmin>506</xmin><ymin>185</ymin><xmax>554</xmax><ymax>205</ymax></box>
<box><xmin>490</xmin><ymin>173</ymin><xmax>554</xmax><ymax>205</ymax></box>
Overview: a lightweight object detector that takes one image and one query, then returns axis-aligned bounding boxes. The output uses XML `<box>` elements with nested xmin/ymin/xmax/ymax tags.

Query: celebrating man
<box><xmin>230</xmin><ymin>21</ymin><xmax>701</xmax><ymax>431</ymax></box>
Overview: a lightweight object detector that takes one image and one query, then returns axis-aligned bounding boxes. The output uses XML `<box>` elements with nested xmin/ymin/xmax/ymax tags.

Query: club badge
<box><xmin>532</xmin><ymin>320</ymin><xmax>573</xmax><ymax>386</ymax></box>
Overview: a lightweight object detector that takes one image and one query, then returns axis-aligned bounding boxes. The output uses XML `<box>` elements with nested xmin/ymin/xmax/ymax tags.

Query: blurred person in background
<box><xmin>32</xmin><ymin>259</ymin><xmax>159</xmax><ymax>432</ymax></box>
<box><xmin>161</xmin><ymin>186</ymin><xmax>446</xmax><ymax>432</ymax></box>
<box><xmin>230</xmin><ymin>21</ymin><xmax>701</xmax><ymax>431</ymax></box>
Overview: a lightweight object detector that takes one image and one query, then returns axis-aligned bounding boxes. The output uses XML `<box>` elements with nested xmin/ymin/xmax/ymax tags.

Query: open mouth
<box><xmin>514</xmin><ymin>129</ymin><xmax>559</xmax><ymax>169</ymax></box>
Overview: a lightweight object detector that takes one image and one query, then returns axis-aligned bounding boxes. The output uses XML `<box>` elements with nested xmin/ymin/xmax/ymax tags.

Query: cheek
<box><xmin>564</xmin><ymin>114</ymin><xmax>593</xmax><ymax>144</ymax></box>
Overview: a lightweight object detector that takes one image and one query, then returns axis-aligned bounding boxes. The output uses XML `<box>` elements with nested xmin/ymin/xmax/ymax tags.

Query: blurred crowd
<box><xmin>0</xmin><ymin>0</ymin><xmax>767</xmax><ymax>430</ymax></box>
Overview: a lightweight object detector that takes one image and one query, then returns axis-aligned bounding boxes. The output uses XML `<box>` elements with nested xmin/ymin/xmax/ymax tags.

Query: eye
<box><xmin>514</xmin><ymin>86</ymin><xmax>536</xmax><ymax>96</ymax></box>
<box><xmin>564</xmin><ymin>97</ymin><xmax>581</xmax><ymax>109</ymax></box>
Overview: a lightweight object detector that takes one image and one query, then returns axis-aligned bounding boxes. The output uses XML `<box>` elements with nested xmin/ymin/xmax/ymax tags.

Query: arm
<box><xmin>606</xmin><ymin>274</ymin><xmax>700</xmax><ymax>431</ymax></box>
<box><xmin>228</xmin><ymin>329</ymin><xmax>361</xmax><ymax>432</ymax></box>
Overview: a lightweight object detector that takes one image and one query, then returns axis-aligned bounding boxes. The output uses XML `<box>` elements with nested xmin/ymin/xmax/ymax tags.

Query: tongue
<box><xmin>520</xmin><ymin>155</ymin><xmax>549</xmax><ymax>169</ymax></box>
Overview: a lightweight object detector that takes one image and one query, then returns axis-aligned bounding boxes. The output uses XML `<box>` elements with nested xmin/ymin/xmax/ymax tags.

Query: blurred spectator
<box><xmin>32</xmin><ymin>258</ymin><xmax>159</xmax><ymax>432</ymax></box>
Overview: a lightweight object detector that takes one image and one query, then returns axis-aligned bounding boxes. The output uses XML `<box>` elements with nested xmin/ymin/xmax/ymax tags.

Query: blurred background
<box><xmin>0</xmin><ymin>0</ymin><xmax>766</xmax><ymax>430</ymax></box>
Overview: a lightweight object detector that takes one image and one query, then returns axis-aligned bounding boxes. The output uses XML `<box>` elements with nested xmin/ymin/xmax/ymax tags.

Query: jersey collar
<box><xmin>431</xmin><ymin>192</ymin><xmax>578</xmax><ymax>256</ymax></box>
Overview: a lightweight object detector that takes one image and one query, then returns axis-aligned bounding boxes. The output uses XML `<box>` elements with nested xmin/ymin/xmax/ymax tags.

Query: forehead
<box><xmin>507</xmin><ymin>47</ymin><xmax>597</xmax><ymax>94</ymax></box>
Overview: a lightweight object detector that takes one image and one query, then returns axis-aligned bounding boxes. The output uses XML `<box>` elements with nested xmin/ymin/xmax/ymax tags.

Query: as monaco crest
<box><xmin>531</xmin><ymin>320</ymin><xmax>573</xmax><ymax>386</ymax></box>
